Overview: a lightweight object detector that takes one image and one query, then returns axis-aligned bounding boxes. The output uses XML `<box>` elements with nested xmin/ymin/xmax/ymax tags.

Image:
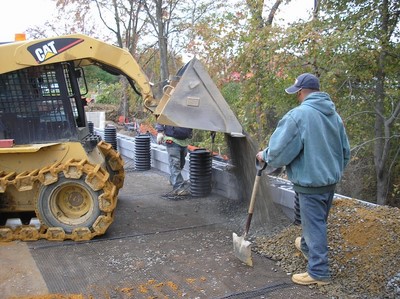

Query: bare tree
<box><xmin>143</xmin><ymin>0</ymin><xmax>172</xmax><ymax>87</ymax></box>
<box><xmin>141</xmin><ymin>0</ymin><xmax>222</xmax><ymax>96</ymax></box>
<box><xmin>373</xmin><ymin>0</ymin><xmax>400</xmax><ymax>204</ymax></box>
<box><xmin>261</xmin><ymin>0</ymin><xmax>285</xmax><ymax>26</ymax></box>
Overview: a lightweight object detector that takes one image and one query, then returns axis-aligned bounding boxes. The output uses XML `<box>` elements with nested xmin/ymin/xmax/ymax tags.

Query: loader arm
<box><xmin>0</xmin><ymin>34</ymin><xmax>243</xmax><ymax>136</ymax></box>
<box><xmin>0</xmin><ymin>34</ymin><xmax>155</xmax><ymax>110</ymax></box>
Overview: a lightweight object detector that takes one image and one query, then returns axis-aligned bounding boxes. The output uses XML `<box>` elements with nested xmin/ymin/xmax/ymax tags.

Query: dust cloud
<box><xmin>225</xmin><ymin>132</ymin><xmax>288</xmax><ymax>230</ymax></box>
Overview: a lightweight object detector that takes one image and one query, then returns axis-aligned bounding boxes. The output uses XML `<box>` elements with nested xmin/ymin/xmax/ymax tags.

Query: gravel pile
<box><xmin>253</xmin><ymin>198</ymin><xmax>400</xmax><ymax>298</ymax></box>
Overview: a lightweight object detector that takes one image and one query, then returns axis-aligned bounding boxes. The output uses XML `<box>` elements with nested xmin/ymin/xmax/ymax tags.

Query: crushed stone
<box><xmin>253</xmin><ymin>198</ymin><xmax>400</xmax><ymax>298</ymax></box>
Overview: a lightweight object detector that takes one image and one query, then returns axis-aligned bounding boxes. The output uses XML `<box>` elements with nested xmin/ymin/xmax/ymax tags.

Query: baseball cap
<box><xmin>285</xmin><ymin>73</ymin><xmax>320</xmax><ymax>94</ymax></box>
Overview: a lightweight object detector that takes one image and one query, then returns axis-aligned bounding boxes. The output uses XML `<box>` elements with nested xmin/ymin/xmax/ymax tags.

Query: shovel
<box><xmin>233</xmin><ymin>158</ymin><xmax>267</xmax><ymax>266</ymax></box>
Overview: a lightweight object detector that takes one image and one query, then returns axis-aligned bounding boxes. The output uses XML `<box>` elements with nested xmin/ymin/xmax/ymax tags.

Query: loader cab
<box><xmin>0</xmin><ymin>62</ymin><xmax>87</xmax><ymax>145</ymax></box>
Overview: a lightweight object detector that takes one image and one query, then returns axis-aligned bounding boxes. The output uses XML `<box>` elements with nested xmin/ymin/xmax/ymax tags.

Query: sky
<box><xmin>0</xmin><ymin>0</ymin><xmax>313</xmax><ymax>42</ymax></box>
<box><xmin>0</xmin><ymin>0</ymin><xmax>56</xmax><ymax>41</ymax></box>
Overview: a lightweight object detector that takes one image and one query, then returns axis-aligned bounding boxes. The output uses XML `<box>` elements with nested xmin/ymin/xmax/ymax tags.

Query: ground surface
<box><xmin>2</xmin><ymin>169</ymin><xmax>399</xmax><ymax>299</ymax></box>
<box><xmin>1</xmin><ymin>169</ymin><xmax>324</xmax><ymax>299</ymax></box>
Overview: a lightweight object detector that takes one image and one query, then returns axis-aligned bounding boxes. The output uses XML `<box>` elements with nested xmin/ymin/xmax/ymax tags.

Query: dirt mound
<box><xmin>254</xmin><ymin>198</ymin><xmax>400</xmax><ymax>298</ymax></box>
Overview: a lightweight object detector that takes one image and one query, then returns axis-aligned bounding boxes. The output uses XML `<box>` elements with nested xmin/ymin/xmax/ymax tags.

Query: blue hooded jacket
<box><xmin>263</xmin><ymin>92</ymin><xmax>350</xmax><ymax>193</ymax></box>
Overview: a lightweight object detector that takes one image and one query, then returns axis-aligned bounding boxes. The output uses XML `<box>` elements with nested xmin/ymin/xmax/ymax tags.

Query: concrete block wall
<box><xmin>87</xmin><ymin>112</ymin><xmax>298</xmax><ymax>219</ymax></box>
<box><xmin>116</xmin><ymin>132</ymin><xmax>237</xmax><ymax>199</ymax></box>
<box><xmin>94</xmin><ymin>129</ymin><xmax>298</xmax><ymax>220</ymax></box>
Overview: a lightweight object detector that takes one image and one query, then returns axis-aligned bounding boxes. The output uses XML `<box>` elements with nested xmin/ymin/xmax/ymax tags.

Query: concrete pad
<box><xmin>0</xmin><ymin>242</ymin><xmax>48</xmax><ymax>298</ymax></box>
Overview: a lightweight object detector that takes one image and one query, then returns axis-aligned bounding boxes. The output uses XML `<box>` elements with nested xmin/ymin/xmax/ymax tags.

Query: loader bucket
<box><xmin>154</xmin><ymin>58</ymin><xmax>244</xmax><ymax>137</ymax></box>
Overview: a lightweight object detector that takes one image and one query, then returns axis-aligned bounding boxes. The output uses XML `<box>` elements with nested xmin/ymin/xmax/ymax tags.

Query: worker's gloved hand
<box><xmin>256</xmin><ymin>150</ymin><xmax>265</xmax><ymax>162</ymax></box>
<box><xmin>157</xmin><ymin>132</ymin><xmax>164</xmax><ymax>144</ymax></box>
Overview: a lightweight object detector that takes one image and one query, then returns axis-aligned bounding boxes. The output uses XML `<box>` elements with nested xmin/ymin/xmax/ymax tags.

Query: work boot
<box><xmin>174</xmin><ymin>188</ymin><xmax>190</xmax><ymax>196</ymax></box>
<box><xmin>292</xmin><ymin>272</ymin><xmax>330</xmax><ymax>286</ymax></box>
<box><xmin>295</xmin><ymin>237</ymin><xmax>308</xmax><ymax>260</ymax></box>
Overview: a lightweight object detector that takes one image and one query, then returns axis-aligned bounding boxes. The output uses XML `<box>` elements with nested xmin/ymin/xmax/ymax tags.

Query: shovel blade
<box><xmin>232</xmin><ymin>232</ymin><xmax>253</xmax><ymax>266</ymax></box>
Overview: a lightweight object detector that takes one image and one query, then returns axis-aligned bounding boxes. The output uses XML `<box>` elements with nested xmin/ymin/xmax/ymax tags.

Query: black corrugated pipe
<box><xmin>135</xmin><ymin>134</ymin><xmax>151</xmax><ymax>171</ymax></box>
<box><xmin>189</xmin><ymin>149</ymin><xmax>212</xmax><ymax>197</ymax></box>
<box><xmin>88</xmin><ymin>121</ymin><xmax>94</xmax><ymax>135</ymax></box>
<box><xmin>104</xmin><ymin>125</ymin><xmax>117</xmax><ymax>150</ymax></box>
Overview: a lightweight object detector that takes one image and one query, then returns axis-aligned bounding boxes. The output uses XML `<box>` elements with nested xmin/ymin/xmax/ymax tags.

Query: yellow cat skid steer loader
<box><xmin>0</xmin><ymin>34</ymin><xmax>243</xmax><ymax>241</ymax></box>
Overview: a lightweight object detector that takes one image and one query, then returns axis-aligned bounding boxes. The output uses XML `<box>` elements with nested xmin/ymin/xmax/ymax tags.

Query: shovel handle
<box><xmin>244</xmin><ymin>158</ymin><xmax>267</xmax><ymax>234</ymax></box>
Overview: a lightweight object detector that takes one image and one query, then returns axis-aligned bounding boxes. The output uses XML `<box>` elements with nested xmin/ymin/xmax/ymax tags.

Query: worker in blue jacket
<box><xmin>256</xmin><ymin>73</ymin><xmax>351</xmax><ymax>286</ymax></box>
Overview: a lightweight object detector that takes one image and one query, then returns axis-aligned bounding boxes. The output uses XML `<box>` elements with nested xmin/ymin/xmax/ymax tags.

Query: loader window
<box><xmin>0</xmin><ymin>64</ymin><xmax>79</xmax><ymax>144</ymax></box>
<box><xmin>41</xmin><ymin>83</ymin><xmax>60</xmax><ymax>96</ymax></box>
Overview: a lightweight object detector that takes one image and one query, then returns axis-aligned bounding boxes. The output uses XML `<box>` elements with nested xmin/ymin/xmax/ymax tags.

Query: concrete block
<box><xmin>86</xmin><ymin>112</ymin><xmax>106</xmax><ymax>129</ymax></box>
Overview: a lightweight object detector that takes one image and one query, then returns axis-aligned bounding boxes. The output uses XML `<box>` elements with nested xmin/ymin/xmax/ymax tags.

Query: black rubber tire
<box><xmin>37</xmin><ymin>173</ymin><xmax>102</xmax><ymax>233</ymax></box>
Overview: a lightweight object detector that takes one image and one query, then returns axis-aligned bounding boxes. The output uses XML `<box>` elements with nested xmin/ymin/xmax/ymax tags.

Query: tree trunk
<box><xmin>118</xmin><ymin>77</ymin><xmax>130</xmax><ymax>120</ymax></box>
<box><xmin>155</xmin><ymin>0</ymin><xmax>169</xmax><ymax>85</ymax></box>
<box><xmin>374</xmin><ymin>0</ymin><xmax>390</xmax><ymax>205</ymax></box>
